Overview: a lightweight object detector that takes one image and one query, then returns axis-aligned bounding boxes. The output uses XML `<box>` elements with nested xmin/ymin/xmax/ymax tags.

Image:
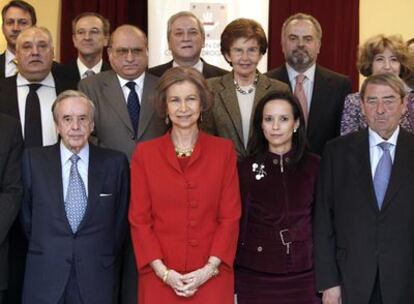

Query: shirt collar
<box><xmin>5</xmin><ymin>49</ymin><xmax>16</xmax><ymax>64</ymax></box>
<box><xmin>368</xmin><ymin>126</ymin><xmax>400</xmax><ymax>148</ymax></box>
<box><xmin>285</xmin><ymin>62</ymin><xmax>316</xmax><ymax>84</ymax></box>
<box><xmin>117</xmin><ymin>72</ymin><xmax>145</xmax><ymax>89</ymax></box>
<box><xmin>60</xmin><ymin>141</ymin><xmax>90</xmax><ymax>164</ymax></box>
<box><xmin>77</xmin><ymin>57</ymin><xmax>103</xmax><ymax>76</ymax></box>
<box><xmin>172</xmin><ymin>59</ymin><xmax>203</xmax><ymax>73</ymax></box>
<box><xmin>17</xmin><ymin>72</ymin><xmax>56</xmax><ymax>88</ymax></box>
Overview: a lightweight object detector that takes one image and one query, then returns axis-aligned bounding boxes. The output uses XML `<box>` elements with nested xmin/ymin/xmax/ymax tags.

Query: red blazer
<box><xmin>129</xmin><ymin>131</ymin><xmax>241</xmax><ymax>274</ymax></box>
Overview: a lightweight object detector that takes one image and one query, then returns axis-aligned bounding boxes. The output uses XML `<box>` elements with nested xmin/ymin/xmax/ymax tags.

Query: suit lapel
<box><xmin>48</xmin><ymin>144</ymin><xmax>74</xmax><ymax>232</ymax></box>
<box><xmin>249</xmin><ymin>74</ymin><xmax>271</xmax><ymax>138</ymax></box>
<box><xmin>0</xmin><ymin>76</ymin><xmax>20</xmax><ymax>119</ymax></box>
<box><xmin>349</xmin><ymin>130</ymin><xmax>379</xmax><ymax>212</ymax></box>
<box><xmin>103</xmin><ymin>72</ymin><xmax>134</xmax><ymax>134</ymax></box>
<box><xmin>307</xmin><ymin>66</ymin><xmax>326</xmax><ymax>137</ymax></box>
<box><xmin>161</xmin><ymin>133</ymin><xmax>182</xmax><ymax>173</ymax></box>
<box><xmin>381</xmin><ymin>130</ymin><xmax>414</xmax><ymax>210</ymax></box>
<box><xmin>278</xmin><ymin>65</ymin><xmax>292</xmax><ymax>90</ymax></box>
<box><xmin>218</xmin><ymin>73</ymin><xmax>244</xmax><ymax>146</ymax></box>
<box><xmin>78</xmin><ymin>144</ymin><xmax>105</xmax><ymax>231</ymax></box>
<box><xmin>137</xmin><ymin>73</ymin><xmax>157</xmax><ymax>140</ymax></box>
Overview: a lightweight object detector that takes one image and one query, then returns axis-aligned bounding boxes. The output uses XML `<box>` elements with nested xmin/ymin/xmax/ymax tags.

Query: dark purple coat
<box><xmin>236</xmin><ymin>150</ymin><xmax>320</xmax><ymax>274</ymax></box>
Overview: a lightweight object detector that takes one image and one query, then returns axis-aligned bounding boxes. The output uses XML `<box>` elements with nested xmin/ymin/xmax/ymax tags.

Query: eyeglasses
<box><xmin>364</xmin><ymin>96</ymin><xmax>402</xmax><ymax>107</ymax></box>
<box><xmin>110</xmin><ymin>47</ymin><xmax>144</xmax><ymax>58</ymax></box>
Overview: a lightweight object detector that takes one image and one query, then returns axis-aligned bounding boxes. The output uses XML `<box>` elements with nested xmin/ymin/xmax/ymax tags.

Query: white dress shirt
<box><xmin>5</xmin><ymin>49</ymin><xmax>17</xmax><ymax>77</ymax></box>
<box><xmin>77</xmin><ymin>57</ymin><xmax>103</xmax><ymax>79</ymax></box>
<box><xmin>117</xmin><ymin>72</ymin><xmax>145</xmax><ymax>104</ymax></box>
<box><xmin>17</xmin><ymin>72</ymin><xmax>58</xmax><ymax>145</ymax></box>
<box><xmin>173</xmin><ymin>59</ymin><xmax>203</xmax><ymax>73</ymax></box>
<box><xmin>60</xmin><ymin>142</ymin><xmax>89</xmax><ymax>200</ymax></box>
<box><xmin>286</xmin><ymin>63</ymin><xmax>316</xmax><ymax>113</ymax></box>
<box><xmin>368</xmin><ymin>126</ymin><xmax>399</xmax><ymax>178</ymax></box>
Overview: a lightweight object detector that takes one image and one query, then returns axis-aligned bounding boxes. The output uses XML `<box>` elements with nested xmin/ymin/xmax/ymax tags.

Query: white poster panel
<box><xmin>148</xmin><ymin>0</ymin><xmax>269</xmax><ymax>72</ymax></box>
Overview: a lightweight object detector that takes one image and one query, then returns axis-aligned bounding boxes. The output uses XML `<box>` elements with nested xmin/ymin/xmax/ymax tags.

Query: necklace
<box><xmin>175</xmin><ymin>146</ymin><xmax>194</xmax><ymax>158</ymax></box>
<box><xmin>234</xmin><ymin>72</ymin><xmax>259</xmax><ymax>95</ymax></box>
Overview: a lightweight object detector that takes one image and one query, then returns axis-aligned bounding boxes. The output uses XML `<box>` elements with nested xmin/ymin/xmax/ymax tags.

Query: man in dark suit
<box><xmin>0</xmin><ymin>114</ymin><xmax>23</xmax><ymax>304</ymax></box>
<box><xmin>148</xmin><ymin>11</ymin><xmax>227</xmax><ymax>79</ymax></box>
<box><xmin>0</xmin><ymin>25</ymin><xmax>74</xmax><ymax>304</ymax></box>
<box><xmin>267</xmin><ymin>13</ymin><xmax>352</xmax><ymax>155</ymax></box>
<box><xmin>0</xmin><ymin>0</ymin><xmax>36</xmax><ymax>78</ymax></box>
<box><xmin>21</xmin><ymin>90</ymin><xmax>129</xmax><ymax>304</ymax></box>
<box><xmin>79</xmin><ymin>25</ymin><xmax>167</xmax><ymax>304</ymax></box>
<box><xmin>314</xmin><ymin>73</ymin><xmax>414</xmax><ymax>304</ymax></box>
<box><xmin>61</xmin><ymin>12</ymin><xmax>111</xmax><ymax>87</ymax></box>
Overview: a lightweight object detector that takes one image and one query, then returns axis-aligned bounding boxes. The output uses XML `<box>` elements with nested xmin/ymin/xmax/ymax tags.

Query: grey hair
<box><xmin>167</xmin><ymin>11</ymin><xmax>205</xmax><ymax>41</ymax></box>
<box><xmin>52</xmin><ymin>90</ymin><xmax>95</xmax><ymax>122</ymax></box>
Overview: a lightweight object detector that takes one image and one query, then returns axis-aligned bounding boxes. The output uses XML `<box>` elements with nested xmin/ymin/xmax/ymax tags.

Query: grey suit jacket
<box><xmin>203</xmin><ymin>72</ymin><xmax>290</xmax><ymax>159</ymax></box>
<box><xmin>78</xmin><ymin>71</ymin><xmax>167</xmax><ymax>160</ymax></box>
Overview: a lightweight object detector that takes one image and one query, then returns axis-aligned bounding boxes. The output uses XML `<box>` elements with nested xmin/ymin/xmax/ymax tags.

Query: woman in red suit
<box><xmin>129</xmin><ymin>67</ymin><xmax>241</xmax><ymax>303</ymax></box>
<box><xmin>235</xmin><ymin>91</ymin><xmax>321</xmax><ymax>303</ymax></box>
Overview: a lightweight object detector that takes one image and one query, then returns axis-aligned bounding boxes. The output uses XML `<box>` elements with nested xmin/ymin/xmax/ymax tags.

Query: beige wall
<box><xmin>0</xmin><ymin>0</ymin><xmax>61</xmax><ymax>60</ymax></box>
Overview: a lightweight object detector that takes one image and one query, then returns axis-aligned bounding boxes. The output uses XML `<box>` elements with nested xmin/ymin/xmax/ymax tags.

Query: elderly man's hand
<box><xmin>322</xmin><ymin>286</ymin><xmax>342</xmax><ymax>304</ymax></box>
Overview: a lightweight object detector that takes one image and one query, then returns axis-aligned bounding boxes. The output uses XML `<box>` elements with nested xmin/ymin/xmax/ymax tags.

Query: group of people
<box><xmin>0</xmin><ymin>1</ymin><xmax>414</xmax><ymax>304</ymax></box>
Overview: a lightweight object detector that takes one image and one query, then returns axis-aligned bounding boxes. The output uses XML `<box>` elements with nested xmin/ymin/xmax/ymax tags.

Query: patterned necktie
<box><xmin>65</xmin><ymin>154</ymin><xmax>87</xmax><ymax>233</ymax></box>
<box><xmin>84</xmin><ymin>69</ymin><xmax>95</xmax><ymax>78</ymax></box>
<box><xmin>25</xmin><ymin>83</ymin><xmax>42</xmax><ymax>148</ymax></box>
<box><xmin>126</xmin><ymin>81</ymin><xmax>141</xmax><ymax>136</ymax></box>
<box><xmin>373</xmin><ymin>142</ymin><xmax>392</xmax><ymax>209</ymax></box>
<box><xmin>294</xmin><ymin>74</ymin><xmax>308</xmax><ymax>124</ymax></box>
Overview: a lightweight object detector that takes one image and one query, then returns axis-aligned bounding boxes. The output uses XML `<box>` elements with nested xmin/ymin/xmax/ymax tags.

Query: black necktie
<box><xmin>125</xmin><ymin>81</ymin><xmax>140</xmax><ymax>136</ymax></box>
<box><xmin>25</xmin><ymin>83</ymin><xmax>42</xmax><ymax>148</ymax></box>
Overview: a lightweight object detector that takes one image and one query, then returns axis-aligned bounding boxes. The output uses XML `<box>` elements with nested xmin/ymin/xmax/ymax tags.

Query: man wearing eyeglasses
<box><xmin>61</xmin><ymin>12</ymin><xmax>111</xmax><ymax>86</ymax></box>
<box><xmin>78</xmin><ymin>24</ymin><xmax>167</xmax><ymax>304</ymax></box>
<box><xmin>314</xmin><ymin>73</ymin><xmax>414</xmax><ymax>304</ymax></box>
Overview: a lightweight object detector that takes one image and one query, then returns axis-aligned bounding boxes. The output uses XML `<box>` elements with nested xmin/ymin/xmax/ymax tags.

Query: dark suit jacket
<box><xmin>148</xmin><ymin>58</ymin><xmax>228</xmax><ymax>79</ymax></box>
<box><xmin>266</xmin><ymin>64</ymin><xmax>352</xmax><ymax>155</ymax></box>
<box><xmin>203</xmin><ymin>72</ymin><xmax>290</xmax><ymax>159</ymax></box>
<box><xmin>59</xmin><ymin>59</ymin><xmax>111</xmax><ymax>88</ymax></box>
<box><xmin>0</xmin><ymin>53</ymin><xmax>6</xmax><ymax>79</ymax></box>
<box><xmin>78</xmin><ymin>71</ymin><xmax>167</xmax><ymax>160</ymax></box>
<box><xmin>314</xmin><ymin>129</ymin><xmax>414</xmax><ymax>304</ymax></box>
<box><xmin>0</xmin><ymin>114</ymin><xmax>23</xmax><ymax>291</ymax></box>
<box><xmin>21</xmin><ymin>143</ymin><xmax>129</xmax><ymax>304</ymax></box>
<box><xmin>0</xmin><ymin>73</ymin><xmax>75</xmax><ymax>120</ymax></box>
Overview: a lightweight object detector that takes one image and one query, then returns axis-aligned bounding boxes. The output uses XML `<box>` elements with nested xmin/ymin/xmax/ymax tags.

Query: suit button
<box><xmin>189</xmin><ymin>239</ymin><xmax>199</xmax><ymax>246</ymax></box>
<box><xmin>189</xmin><ymin>220</ymin><xmax>196</xmax><ymax>228</ymax></box>
<box><xmin>186</xmin><ymin>181</ymin><xmax>196</xmax><ymax>189</ymax></box>
<box><xmin>257</xmin><ymin>246</ymin><xmax>263</xmax><ymax>252</ymax></box>
<box><xmin>189</xmin><ymin>201</ymin><xmax>198</xmax><ymax>208</ymax></box>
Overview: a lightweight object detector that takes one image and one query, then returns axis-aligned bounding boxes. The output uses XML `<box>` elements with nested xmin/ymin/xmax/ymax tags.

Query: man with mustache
<box><xmin>267</xmin><ymin>13</ymin><xmax>352</xmax><ymax>155</ymax></box>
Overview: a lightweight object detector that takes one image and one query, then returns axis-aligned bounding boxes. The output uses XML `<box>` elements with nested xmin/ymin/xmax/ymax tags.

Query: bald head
<box><xmin>108</xmin><ymin>25</ymin><xmax>148</xmax><ymax>80</ymax></box>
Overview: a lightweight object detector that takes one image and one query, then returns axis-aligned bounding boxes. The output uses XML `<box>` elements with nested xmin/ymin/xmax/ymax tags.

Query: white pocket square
<box><xmin>99</xmin><ymin>193</ymin><xmax>112</xmax><ymax>197</ymax></box>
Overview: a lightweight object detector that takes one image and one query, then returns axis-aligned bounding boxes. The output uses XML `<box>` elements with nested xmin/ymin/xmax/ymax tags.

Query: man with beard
<box><xmin>267</xmin><ymin>13</ymin><xmax>352</xmax><ymax>155</ymax></box>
